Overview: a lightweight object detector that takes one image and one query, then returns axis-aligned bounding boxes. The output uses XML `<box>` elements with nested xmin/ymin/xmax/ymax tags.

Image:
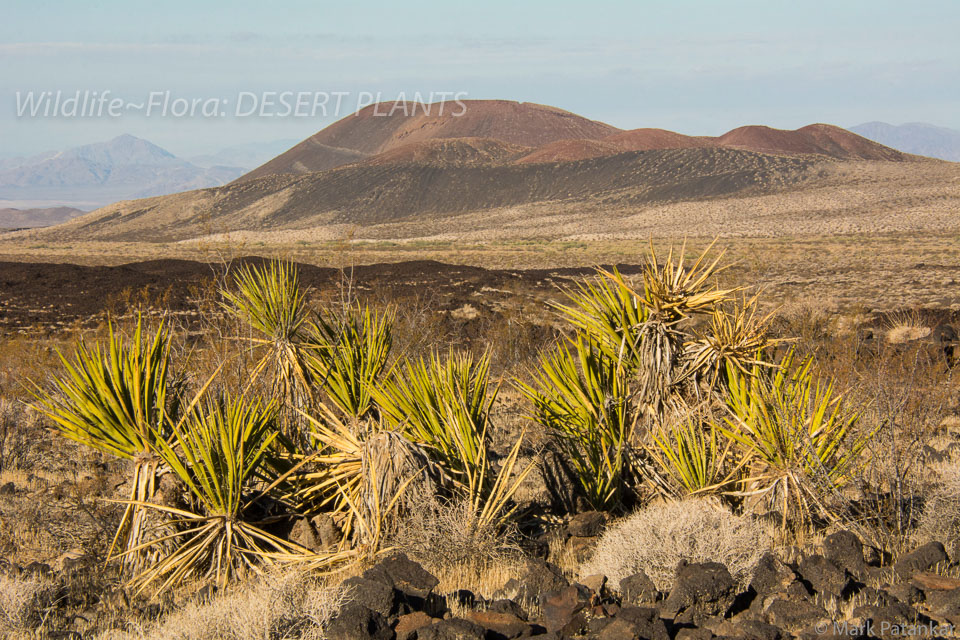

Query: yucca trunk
<box><xmin>356</xmin><ymin>431</ymin><xmax>438</xmax><ymax>546</ymax></box>
<box><xmin>111</xmin><ymin>454</ymin><xmax>162</xmax><ymax>572</ymax></box>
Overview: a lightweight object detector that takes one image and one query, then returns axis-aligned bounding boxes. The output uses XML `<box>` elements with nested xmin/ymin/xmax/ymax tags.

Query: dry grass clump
<box><xmin>0</xmin><ymin>572</ymin><xmax>53</xmax><ymax>635</ymax></box>
<box><xmin>884</xmin><ymin>310</ymin><xmax>931</xmax><ymax>345</ymax></box>
<box><xmin>95</xmin><ymin>570</ymin><xmax>344</xmax><ymax>640</ymax></box>
<box><xmin>580</xmin><ymin>498</ymin><xmax>769</xmax><ymax>591</ymax></box>
<box><xmin>391</xmin><ymin>494</ymin><xmax>524</xmax><ymax>596</ymax></box>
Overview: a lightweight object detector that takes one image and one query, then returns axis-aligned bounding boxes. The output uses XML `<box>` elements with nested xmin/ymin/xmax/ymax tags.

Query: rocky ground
<box><xmin>162</xmin><ymin>529</ymin><xmax>960</xmax><ymax>640</ymax></box>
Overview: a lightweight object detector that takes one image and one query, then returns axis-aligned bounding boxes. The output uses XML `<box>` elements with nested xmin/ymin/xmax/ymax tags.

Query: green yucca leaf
<box><xmin>307</xmin><ymin>303</ymin><xmax>394</xmax><ymax>420</ymax></box>
<box><xmin>470</xmin><ymin>428</ymin><xmax>536</xmax><ymax>531</ymax></box>
<box><xmin>29</xmin><ymin>315</ymin><xmax>181</xmax><ymax>575</ymax></box>
<box><xmin>221</xmin><ymin>260</ymin><xmax>310</xmax><ymax>344</ymax></box>
<box><xmin>370</xmin><ymin>349</ymin><xmax>530</xmax><ymax>529</ymax></box>
<box><xmin>122</xmin><ymin>394</ymin><xmax>312</xmax><ymax>594</ymax></box>
<box><xmin>155</xmin><ymin>394</ymin><xmax>278</xmax><ymax>517</ymax></box>
<box><xmin>374</xmin><ymin>350</ymin><xmax>495</xmax><ymax>487</ymax></box>
<box><xmin>519</xmin><ymin>335</ymin><xmax>635</xmax><ymax>510</ymax></box>
<box><xmin>220</xmin><ymin>260</ymin><xmax>318</xmax><ymax>437</ymax></box>
<box><xmin>30</xmin><ymin>315</ymin><xmax>172</xmax><ymax>459</ymax></box>
<box><xmin>718</xmin><ymin>350</ymin><xmax>873</xmax><ymax>530</ymax></box>
<box><xmin>649</xmin><ymin>418</ymin><xmax>737</xmax><ymax>496</ymax></box>
<box><xmin>553</xmin><ymin>270</ymin><xmax>648</xmax><ymax>372</ymax></box>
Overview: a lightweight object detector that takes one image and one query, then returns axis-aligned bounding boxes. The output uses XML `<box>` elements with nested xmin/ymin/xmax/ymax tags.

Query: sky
<box><xmin>2</xmin><ymin>0</ymin><xmax>959</xmax><ymax>157</ymax></box>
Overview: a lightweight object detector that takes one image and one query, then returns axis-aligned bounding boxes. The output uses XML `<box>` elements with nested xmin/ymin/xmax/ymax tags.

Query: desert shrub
<box><xmin>95</xmin><ymin>570</ymin><xmax>343</xmax><ymax>640</ymax></box>
<box><xmin>849</xmin><ymin>342</ymin><xmax>954</xmax><ymax>556</ymax></box>
<box><xmin>393</xmin><ymin>494</ymin><xmax>519</xmax><ymax>567</ymax></box>
<box><xmin>392</xmin><ymin>493</ymin><xmax>524</xmax><ymax>596</ymax></box>
<box><xmin>0</xmin><ymin>398</ymin><xmax>40</xmax><ymax>473</ymax></box>
<box><xmin>915</xmin><ymin>458</ymin><xmax>960</xmax><ymax>551</ymax></box>
<box><xmin>0</xmin><ymin>572</ymin><xmax>52</xmax><ymax>634</ymax></box>
<box><xmin>580</xmin><ymin>498</ymin><xmax>769</xmax><ymax>590</ymax></box>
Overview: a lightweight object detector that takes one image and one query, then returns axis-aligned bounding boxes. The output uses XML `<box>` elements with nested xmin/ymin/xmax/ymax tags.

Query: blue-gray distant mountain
<box><xmin>0</xmin><ymin>134</ymin><xmax>245</xmax><ymax>208</ymax></box>
<box><xmin>849</xmin><ymin>122</ymin><xmax>960</xmax><ymax>162</ymax></box>
<box><xmin>188</xmin><ymin>139</ymin><xmax>300</xmax><ymax>170</ymax></box>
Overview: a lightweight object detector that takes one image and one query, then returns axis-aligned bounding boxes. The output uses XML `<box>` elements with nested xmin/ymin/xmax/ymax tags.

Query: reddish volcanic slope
<box><xmin>239</xmin><ymin>103</ymin><xmax>914</xmax><ymax>182</ymax></box>
<box><xmin>383</xmin><ymin>101</ymin><xmax>618</xmax><ymax>148</ymax></box>
<box><xmin>510</xmin><ymin>124</ymin><xmax>906</xmax><ymax>165</ymax></box>
<box><xmin>716</xmin><ymin>124</ymin><xmax>906</xmax><ymax>161</ymax></box>
<box><xmin>360</xmin><ymin>138</ymin><xmax>532</xmax><ymax>167</ymax></box>
<box><xmin>604</xmin><ymin>128</ymin><xmax>716</xmax><ymax>151</ymax></box>
<box><xmin>240</xmin><ymin>100</ymin><xmax>619</xmax><ymax>181</ymax></box>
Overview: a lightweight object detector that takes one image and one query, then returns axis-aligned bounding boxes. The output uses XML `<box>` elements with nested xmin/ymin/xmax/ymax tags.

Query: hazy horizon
<box><xmin>4</xmin><ymin>0</ymin><xmax>959</xmax><ymax>157</ymax></box>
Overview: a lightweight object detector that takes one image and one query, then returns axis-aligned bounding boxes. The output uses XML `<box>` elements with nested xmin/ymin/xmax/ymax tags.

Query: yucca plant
<box><xmin>29</xmin><ymin>316</ymin><xmax>175</xmax><ymax>572</ymax></box>
<box><xmin>719</xmin><ymin>352</ymin><xmax>873</xmax><ymax>533</ymax></box>
<box><xmin>124</xmin><ymin>395</ymin><xmax>312</xmax><ymax>594</ymax></box>
<box><xmin>520</xmin><ymin>336</ymin><xmax>636</xmax><ymax>511</ymax></box>
<box><xmin>631</xmin><ymin>239</ymin><xmax>734</xmax><ymax>320</ymax></box>
<box><xmin>288</xmin><ymin>403</ymin><xmax>364</xmax><ymax>517</ymax></box>
<box><xmin>221</xmin><ymin>261</ymin><xmax>317</xmax><ymax>435</ymax></box>
<box><xmin>281</xmin><ymin>404</ymin><xmax>439</xmax><ymax>547</ymax></box>
<box><xmin>553</xmin><ymin>270</ymin><xmax>648</xmax><ymax>372</ymax></box>
<box><xmin>598</xmin><ymin>241</ymin><xmax>737</xmax><ymax>423</ymax></box>
<box><xmin>334</xmin><ymin>447</ymin><xmax>425</xmax><ymax>560</ymax></box>
<box><xmin>374</xmin><ymin>351</ymin><xmax>494</xmax><ymax>488</ymax></box>
<box><xmin>307</xmin><ymin>303</ymin><xmax>394</xmax><ymax>423</ymax></box>
<box><xmin>372</xmin><ymin>350</ymin><xmax>532</xmax><ymax>533</ymax></box>
<box><xmin>460</xmin><ymin>423</ymin><xmax>535</xmax><ymax>533</ymax></box>
<box><xmin>648</xmin><ymin>416</ymin><xmax>737</xmax><ymax>497</ymax></box>
<box><xmin>682</xmin><ymin>294</ymin><xmax>777</xmax><ymax>389</ymax></box>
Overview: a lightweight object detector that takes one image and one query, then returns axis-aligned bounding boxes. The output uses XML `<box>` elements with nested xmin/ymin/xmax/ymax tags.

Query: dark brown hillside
<box><xmin>514</xmin><ymin>139</ymin><xmax>626</xmax><ymax>164</ymax></box>
<box><xmin>41</xmin><ymin>147</ymin><xmax>821</xmax><ymax>242</ymax></box>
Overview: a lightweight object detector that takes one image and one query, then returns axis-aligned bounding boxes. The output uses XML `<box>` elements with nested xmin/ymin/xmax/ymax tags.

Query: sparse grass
<box><xmin>915</xmin><ymin>457</ymin><xmax>960</xmax><ymax>551</ymax></box>
<box><xmin>0</xmin><ymin>572</ymin><xmax>53</xmax><ymax>635</ymax></box>
<box><xmin>885</xmin><ymin>309</ymin><xmax>931</xmax><ymax>344</ymax></box>
<box><xmin>94</xmin><ymin>570</ymin><xmax>345</xmax><ymax>640</ymax></box>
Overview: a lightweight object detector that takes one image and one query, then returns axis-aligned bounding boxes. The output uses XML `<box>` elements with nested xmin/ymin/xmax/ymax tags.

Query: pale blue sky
<box><xmin>2</xmin><ymin>0</ymin><xmax>958</xmax><ymax>157</ymax></box>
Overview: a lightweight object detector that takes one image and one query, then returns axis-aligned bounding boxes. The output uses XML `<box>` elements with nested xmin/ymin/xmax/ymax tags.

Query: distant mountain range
<box><xmin>849</xmin><ymin>122</ymin><xmax>960</xmax><ymax>162</ymax></box>
<box><xmin>0</xmin><ymin>135</ymin><xmax>246</xmax><ymax>209</ymax></box>
<box><xmin>188</xmin><ymin>139</ymin><xmax>299</xmax><ymax>170</ymax></box>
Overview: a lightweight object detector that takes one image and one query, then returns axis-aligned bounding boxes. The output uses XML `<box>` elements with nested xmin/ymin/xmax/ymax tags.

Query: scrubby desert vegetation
<box><xmin>0</xmin><ymin>243</ymin><xmax>958</xmax><ymax>639</ymax></box>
